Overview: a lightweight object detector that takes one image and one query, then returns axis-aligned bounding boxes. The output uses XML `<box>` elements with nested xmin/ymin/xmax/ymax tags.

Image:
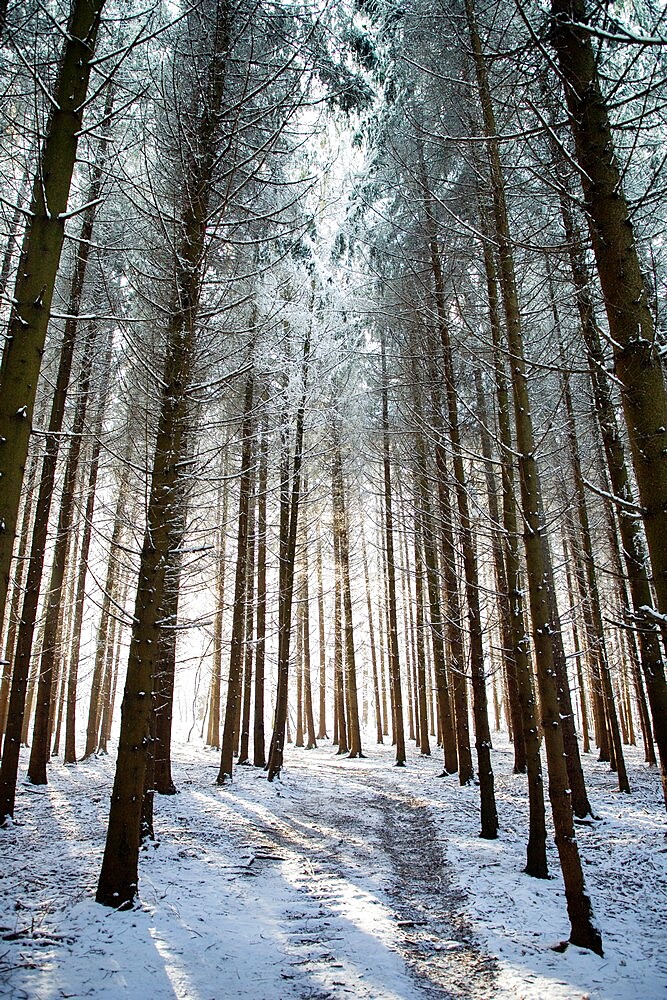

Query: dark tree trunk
<box><xmin>0</xmin><ymin>0</ymin><xmax>106</xmax><ymax>640</ymax></box>
<box><xmin>379</xmin><ymin>336</ymin><xmax>406</xmax><ymax>765</ymax></box>
<box><xmin>218</xmin><ymin>373</ymin><xmax>255</xmax><ymax>783</ymax></box>
<box><xmin>266</xmin><ymin>330</ymin><xmax>309</xmax><ymax>781</ymax></box>
<box><xmin>551</xmin><ymin>0</ymin><xmax>667</xmax><ymax>623</ymax></box>
<box><xmin>465</xmin><ymin>0</ymin><xmax>600</xmax><ymax>950</ymax></box>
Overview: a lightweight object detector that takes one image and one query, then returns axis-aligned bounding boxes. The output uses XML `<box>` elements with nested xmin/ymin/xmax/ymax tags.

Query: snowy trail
<box><xmin>1</xmin><ymin>738</ymin><xmax>666</xmax><ymax>999</ymax></box>
<box><xmin>0</xmin><ymin>742</ymin><xmax>495</xmax><ymax>1000</ymax></box>
<box><xmin>220</xmin><ymin>753</ymin><xmax>497</xmax><ymax>999</ymax></box>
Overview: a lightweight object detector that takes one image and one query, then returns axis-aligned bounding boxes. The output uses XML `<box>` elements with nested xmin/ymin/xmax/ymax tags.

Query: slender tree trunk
<box><xmin>98</xmin><ymin>570</ymin><xmax>129</xmax><ymax>754</ymax></box>
<box><xmin>413</xmin><ymin>527</ymin><xmax>431</xmax><ymax>756</ymax></box>
<box><xmin>300</xmin><ymin>510</ymin><xmax>317</xmax><ymax>751</ymax></box>
<box><xmin>84</xmin><ymin>462</ymin><xmax>129</xmax><ymax>759</ymax></box>
<box><xmin>465</xmin><ymin>0</ymin><xmax>599</xmax><ymax>947</ymax></box>
<box><xmin>412</xmin><ymin>426</ymin><xmax>458</xmax><ymax>775</ymax></box>
<box><xmin>474</xmin><ymin>371</ymin><xmax>526</xmax><ymax>774</ymax></box>
<box><xmin>207</xmin><ymin>458</ymin><xmax>229</xmax><ymax>750</ymax></box>
<box><xmin>425</xmin><ymin>374</ymin><xmax>473</xmax><ymax>782</ymax></box>
<box><xmin>97</xmin><ymin>2</ymin><xmax>232</xmax><ymax>905</ymax></box>
<box><xmin>237</xmin><ymin>492</ymin><xmax>256</xmax><ymax>766</ymax></box>
<box><xmin>332</xmin><ymin>440</ymin><xmax>362</xmax><ymax>758</ymax></box>
<box><xmin>333</xmin><ymin>554</ymin><xmax>348</xmax><ymax>755</ymax></box>
<box><xmin>563</xmin><ymin>533</ymin><xmax>591</xmax><ymax>755</ymax></box>
<box><xmin>379</xmin><ymin>335</ymin><xmax>406</xmax><ymax>765</ymax></box>
<box><xmin>64</xmin><ymin>360</ymin><xmax>110</xmax><ymax>765</ymax></box>
<box><xmin>315</xmin><ymin>527</ymin><xmax>328</xmax><ymax>741</ymax></box>
<box><xmin>361</xmin><ymin>525</ymin><xmax>383</xmax><ymax>744</ymax></box>
<box><xmin>253</xmin><ymin>401</ymin><xmax>268</xmax><ymax>766</ymax></box>
<box><xmin>218</xmin><ymin>373</ymin><xmax>255</xmax><ymax>782</ymax></box>
<box><xmin>267</xmin><ymin>329</ymin><xmax>310</xmax><ymax>781</ymax></box>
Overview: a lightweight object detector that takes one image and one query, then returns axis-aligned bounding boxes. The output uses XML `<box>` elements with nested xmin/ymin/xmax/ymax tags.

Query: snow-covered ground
<box><xmin>0</xmin><ymin>736</ymin><xmax>665</xmax><ymax>999</ymax></box>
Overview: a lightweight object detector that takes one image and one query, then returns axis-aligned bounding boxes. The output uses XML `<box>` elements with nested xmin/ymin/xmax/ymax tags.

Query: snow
<box><xmin>1</xmin><ymin>738</ymin><xmax>665</xmax><ymax>999</ymax></box>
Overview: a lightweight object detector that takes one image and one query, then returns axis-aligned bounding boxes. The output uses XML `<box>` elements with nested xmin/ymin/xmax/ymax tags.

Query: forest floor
<box><xmin>0</xmin><ymin>734</ymin><xmax>665</xmax><ymax>999</ymax></box>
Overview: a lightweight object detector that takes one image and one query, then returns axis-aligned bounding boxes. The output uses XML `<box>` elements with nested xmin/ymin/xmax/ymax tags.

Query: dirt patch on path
<box><xmin>247</xmin><ymin>753</ymin><xmax>499</xmax><ymax>999</ymax></box>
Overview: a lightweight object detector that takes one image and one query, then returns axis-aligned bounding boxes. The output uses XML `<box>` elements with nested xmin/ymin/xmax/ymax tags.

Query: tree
<box><xmin>0</xmin><ymin>0</ymin><xmax>106</xmax><ymax>643</ymax></box>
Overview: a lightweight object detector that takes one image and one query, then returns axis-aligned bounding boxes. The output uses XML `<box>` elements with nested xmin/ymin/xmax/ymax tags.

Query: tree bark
<box><xmin>379</xmin><ymin>335</ymin><xmax>406</xmax><ymax>765</ymax></box>
<box><xmin>218</xmin><ymin>373</ymin><xmax>255</xmax><ymax>782</ymax></box>
<box><xmin>550</xmin><ymin>0</ymin><xmax>667</xmax><ymax>622</ymax></box>
<box><xmin>0</xmin><ymin>0</ymin><xmax>106</xmax><ymax>636</ymax></box>
<box><xmin>465</xmin><ymin>0</ymin><xmax>600</xmax><ymax>950</ymax></box>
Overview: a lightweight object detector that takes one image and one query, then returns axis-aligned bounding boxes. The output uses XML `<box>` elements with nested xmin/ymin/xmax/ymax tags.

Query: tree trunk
<box><xmin>266</xmin><ymin>329</ymin><xmax>310</xmax><ymax>781</ymax></box>
<box><xmin>379</xmin><ymin>335</ymin><xmax>406</xmax><ymax>765</ymax></box>
<box><xmin>315</xmin><ymin>526</ymin><xmax>328</xmax><ymax>741</ymax></box>
<box><xmin>413</xmin><ymin>527</ymin><xmax>431</xmax><ymax>757</ymax></box>
<box><xmin>84</xmin><ymin>461</ymin><xmax>129</xmax><ymax>759</ymax></box>
<box><xmin>253</xmin><ymin>400</ymin><xmax>268</xmax><ymax>767</ymax></box>
<box><xmin>361</xmin><ymin>524</ymin><xmax>383</xmax><ymax>744</ymax></box>
<box><xmin>465</xmin><ymin>0</ymin><xmax>600</xmax><ymax>950</ymax></box>
<box><xmin>412</xmin><ymin>425</ymin><xmax>458</xmax><ymax>775</ymax></box>
<box><xmin>218</xmin><ymin>373</ymin><xmax>255</xmax><ymax>782</ymax></box>
<box><xmin>332</xmin><ymin>440</ymin><xmax>362</xmax><ymax>758</ymax></box>
<box><xmin>97</xmin><ymin>1</ymin><xmax>232</xmax><ymax>905</ymax></box>
<box><xmin>474</xmin><ymin>370</ymin><xmax>526</xmax><ymax>774</ymax></box>
<box><xmin>551</xmin><ymin>0</ymin><xmax>667</xmax><ymax>622</ymax></box>
<box><xmin>65</xmin><ymin>335</ymin><xmax>113</xmax><ymax>763</ymax></box>
<box><xmin>237</xmin><ymin>491</ymin><xmax>256</xmax><ymax>766</ymax></box>
<box><xmin>0</xmin><ymin>0</ymin><xmax>106</xmax><ymax>640</ymax></box>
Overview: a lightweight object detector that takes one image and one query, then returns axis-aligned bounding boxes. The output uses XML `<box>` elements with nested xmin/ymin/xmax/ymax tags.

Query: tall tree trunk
<box><xmin>550</xmin><ymin>0</ymin><xmax>667</xmax><ymax>622</ymax></box>
<box><xmin>413</xmin><ymin>526</ymin><xmax>431</xmax><ymax>756</ymax></box>
<box><xmin>332</xmin><ymin>440</ymin><xmax>362</xmax><ymax>758</ymax></box>
<box><xmin>97</xmin><ymin>1</ymin><xmax>232</xmax><ymax>906</ymax></box>
<box><xmin>84</xmin><ymin>461</ymin><xmax>129</xmax><ymax>759</ymax></box>
<box><xmin>300</xmin><ymin>508</ymin><xmax>317</xmax><ymax>751</ymax></box>
<box><xmin>218</xmin><ymin>373</ymin><xmax>255</xmax><ymax>783</ymax></box>
<box><xmin>361</xmin><ymin>524</ymin><xmax>383</xmax><ymax>744</ymax></box>
<box><xmin>333</xmin><ymin>554</ymin><xmax>348</xmax><ymax>755</ymax></box>
<box><xmin>562</xmin><ymin>532</ymin><xmax>591</xmax><ymax>756</ymax></box>
<box><xmin>315</xmin><ymin>526</ymin><xmax>328</xmax><ymax>741</ymax></box>
<box><xmin>379</xmin><ymin>334</ymin><xmax>406</xmax><ymax>766</ymax></box>
<box><xmin>423</xmin><ymin>368</ymin><xmax>473</xmax><ymax>783</ymax></box>
<box><xmin>253</xmin><ymin>400</ymin><xmax>268</xmax><ymax>766</ymax></box>
<box><xmin>412</xmin><ymin>425</ymin><xmax>458</xmax><ymax>775</ymax></box>
<box><xmin>474</xmin><ymin>370</ymin><xmax>526</xmax><ymax>774</ymax></box>
<box><xmin>207</xmin><ymin>455</ymin><xmax>229</xmax><ymax>750</ymax></box>
<box><xmin>64</xmin><ymin>350</ymin><xmax>111</xmax><ymax>765</ymax></box>
<box><xmin>0</xmin><ymin>0</ymin><xmax>106</xmax><ymax>639</ymax></box>
<box><xmin>237</xmin><ymin>492</ymin><xmax>256</xmax><ymax>766</ymax></box>
<box><xmin>266</xmin><ymin>328</ymin><xmax>310</xmax><ymax>781</ymax></box>
<box><xmin>465</xmin><ymin>0</ymin><xmax>600</xmax><ymax>949</ymax></box>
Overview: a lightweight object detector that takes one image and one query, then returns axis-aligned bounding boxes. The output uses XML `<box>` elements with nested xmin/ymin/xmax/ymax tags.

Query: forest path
<box><xmin>216</xmin><ymin>745</ymin><xmax>499</xmax><ymax>1000</ymax></box>
<box><xmin>0</xmin><ymin>739</ymin><xmax>498</xmax><ymax>1000</ymax></box>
